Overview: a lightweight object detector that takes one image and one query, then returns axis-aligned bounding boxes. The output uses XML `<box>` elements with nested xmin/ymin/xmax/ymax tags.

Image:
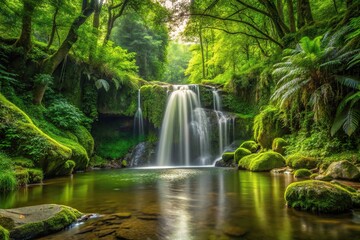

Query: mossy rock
<box><xmin>284</xmin><ymin>180</ymin><xmax>353</xmax><ymax>213</ymax></box>
<box><xmin>294</xmin><ymin>169</ymin><xmax>312</xmax><ymax>178</ymax></box>
<box><xmin>72</xmin><ymin>126</ymin><xmax>94</xmax><ymax>156</ymax></box>
<box><xmin>239</xmin><ymin>141</ymin><xmax>258</xmax><ymax>153</ymax></box>
<box><xmin>272</xmin><ymin>138</ymin><xmax>288</xmax><ymax>155</ymax></box>
<box><xmin>310</xmin><ymin>173</ymin><xmax>319</xmax><ymax>179</ymax></box>
<box><xmin>0</xmin><ymin>204</ymin><xmax>82</xmax><ymax>240</ymax></box>
<box><xmin>140</xmin><ymin>84</ymin><xmax>167</xmax><ymax>128</ymax></box>
<box><xmin>222</xmin><ymin>152</ymin><xmax>235</xmax><ymax>162</ymax></box>
<box><xmin>15</xmin><ymin>169</ymin><xmax>29</xmax><ymax>187</ymax></box>
<box><xmin>323</xmin><ymin>160</ymin><xmax>360</xmax><ymax>181</ymax></box>
<box><xmin>0</xmin><ymin>94</ymin><xmax>72</xmax><ymax>177</ymax></box>
<box><xmin>238</xmin><ymin>151</ymin><xmax>285</xmax><ymax>172</ymax></box>
<box><xmin>234</xmin><ymin>147</ymin><xmax>251</xmax><ymax>163</ymax></box>
<box><xmin>286</xmin><ymin>154</ymin><xmax>317</xmax><ymax>169</ymax></box>
<box><xmin>27</xmin><ymin>169</ymin><xmax>43</xmax><ymax>184</ymax></box>
<box><xmin>0</xmin><ymin>225</ymin><xmax>9</xmax><ymax>240</ymax></box>
<box><xmin>55</xmin><ymin>160</ymin><xmax>75</xmax><ymax>176</ymax></box>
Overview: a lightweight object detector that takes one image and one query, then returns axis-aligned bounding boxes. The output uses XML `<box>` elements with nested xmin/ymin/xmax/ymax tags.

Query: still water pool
<box><xmin>1</xmin><ymin>167</ymin><xmax>359</xmax><ymax>239</ymax></box>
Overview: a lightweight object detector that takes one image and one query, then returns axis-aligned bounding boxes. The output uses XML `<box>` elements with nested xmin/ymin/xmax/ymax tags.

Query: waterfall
<box><xmin>134</xmin><ymin>89</ymin><xmax>144</xmax><ymax>138</ymax></box>
<box><xmin>212</xmin><ymin>88</ymin><xmax>233</xmax><ymax>156</ymax></box>
<box><xmin>156</xmin><ymin>85</ymin><xmax>211</xmax><ymax>166</ymax></box>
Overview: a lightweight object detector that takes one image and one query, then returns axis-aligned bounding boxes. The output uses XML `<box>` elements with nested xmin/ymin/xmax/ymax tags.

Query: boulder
<box><xmin>323</xmin><ymin>160</ymin><xmax>360</xmax><ymax>181</ymax></box>
<box><xmin>285</xmin><ymin>180</ymin><xmax>353</xmax><ymax>213</ymax></box>
<box><xmin>286</xmin><ymin>154</ymin><xmax>317</xmax><ymax>170</ymax></box>
<box><xmin>238</xmin><ymin>151</ymin><xmax>285</xmax><ymax>172</ymax></box>
<box><xmin>0</xmin><ymin>204</ymin><xmax>82</xmax><ymax>240</ymax></box>
<box><xmin>222</xmin><ymin>152</ymin><xmax>235</xmax><ymax>162</ymax></box>
<box><xmin>234</xmin><ymin>147</ymin><xmax>251</xmax><ymax>164</ymax></box>
<box><xmin>239</xmin><ymin>141</ymin><xmax>258</xmax><ymax>153</ymax></box>
<box><xmin>272</xmin><ymin>138</ymin><xmax>287</xmax><ymax>155</ymax></box>
<box><xmin>294</xmin><ymin>169</ymin><xmax>312</xmax><ymax>178</ymax></box>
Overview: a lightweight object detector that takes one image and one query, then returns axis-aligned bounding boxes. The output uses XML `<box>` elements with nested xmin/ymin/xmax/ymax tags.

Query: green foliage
<box><xmin>0</xmin><ymin>51</ymin><xmax>17</xmax><ymax>90</ymax></box>
<box><xmin>140</xmin><ymin>84</ymin><xmax>167</xmax><ymax>128</ymax></box>
<box><xmin>221</xmin><ymin>152</ymin><xmax>234</xmax><ymax>162</ymax></box>
<box><xmin>89</xmin><ymin>155</ymin><xmax>107</xmax><ymax>168</ymax></box>
<box><xmin>28</xmin><ymin>168</ymin><xmax>43</xmax><ymax>183</ymax></box>
<box><xmin>0</xmin><ymin>225</ymin><xmax>9</xmax><ymax>240</ymax></box>
<box><xmin>0</xmin><ymin>171</ymin><xmax>16</xmax><ymax>193</ymax></box>
<box><xmin>13</xmin><ymin>157</ymin><xmax>34</xmax><ymax>168</ymax></box>
<box><xmin>294</xmin><ymin>168</ymin><xmax>312</xmax><ymax>178</ymax></box>
<box><xmin>33</xmin><ymin>74</ymin><xmax>53</xmax><ymax>86</ymax></box>
<box><xmin>284</xmin><ymin>180</ymin><xmax>353</xmax><ymax>213</ymax></box>
<box><xmin>96</xmin><ymin>138</ymin><xmax>138</xmax><ymax>160</ymax></box>
<box><xmin>45</xmin><ymin>100</ymin><xmax>90</xmax><ymax>130</ymax></box>
<box><xmin>15</xmin><ymin>169</ymin><xmax>29</xmax><ymax>186</ymax></box>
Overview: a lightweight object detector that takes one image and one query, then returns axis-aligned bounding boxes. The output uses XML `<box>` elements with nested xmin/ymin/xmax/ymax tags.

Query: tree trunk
<box><xmin>33</xmin><ymin>84</ymin><xmax>47</xmax><ymax>105</ymax></box>
<box><xmin>286</xmin><ymin>0</ymin><xmax>296</xmax><ymax>32</ymax></box>
<box><xmin>297</xmin><ymin>0</ymin><xmax>313</xmax><ymax>29</ymax></box>
<box><xmin>89</xmin><ymin>0</ymin><xmax>104</xmax><ymax>62</ymax></box>
<box><xmin>297</xmin><ymin>0</ymin><xmax>305</xmax><ymax>29</ymax></box>
<box><xmin>47</xmin><ymin>6</ymin><xmax>60</xmax><ymax>50</ymax></box>
<box><xmin>199</xmin><ymin>27</ymin><xmax>206</xmax><ymax>79</ymax></box>
<box><xmin>42</xmin><ymin>0</ymin><xmax>96</xmax><ymax>74</ymax></box>
<box><xmin>261</xmin><ymin>0</ymin><xmax>290</xmax><ymax>38</ymax></box>
<box><xmin>103</xmin><ymin>0</ymin><xmax>130</xmax><ymax>45</ymax></box>
<box><xmin>15</xmin><ymin>0</ymin><xmax>38</xmax><ymax>53</ymax></box>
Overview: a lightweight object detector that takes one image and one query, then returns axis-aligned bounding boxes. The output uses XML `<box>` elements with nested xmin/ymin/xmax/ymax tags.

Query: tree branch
<box><xmin>202</xmin><ymin>26</ymin><xmax>268</xmax><ymax>40</ymax></box>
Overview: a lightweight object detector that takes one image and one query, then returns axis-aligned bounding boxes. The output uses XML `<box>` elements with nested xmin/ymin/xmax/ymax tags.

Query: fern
<box><xmin>95</xmin><ymin>79</ymin><xmax>110</xmax><ymax>92</ymax></box>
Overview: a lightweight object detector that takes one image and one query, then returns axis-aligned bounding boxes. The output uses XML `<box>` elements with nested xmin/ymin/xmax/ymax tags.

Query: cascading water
<box><xmin>212</xmin><ymin>88</ymin><xmax>234</xmax><ymax>156</ymax></box>
<box><xmin>156</xmin><ymin>85</ymin><xmax>211</xmax><ymax>166</ymax></box>
<box><xmin>133</xmin><ymin>89</ymin><xmax>144</xmax><ymax>138</ymax></box>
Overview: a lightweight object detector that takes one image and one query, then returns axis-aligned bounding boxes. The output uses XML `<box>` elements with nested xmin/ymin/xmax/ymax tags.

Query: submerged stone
<box><xmin>285</xmin><ymin>180</ymin><xmax>353</xmax><ymax>213</ymax></box>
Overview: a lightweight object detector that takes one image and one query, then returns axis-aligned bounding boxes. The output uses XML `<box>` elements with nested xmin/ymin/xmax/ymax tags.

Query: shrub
<box><xmin>45</xmin><ymin>100</ymin><xmax>90</xmax><ymax>130</ymax></box>
<box><xmin>0</xmin><ymin>171</ymin><xmax>16</xmax><ymax>192</ymax></box>
<box><xmin>15</xmin><ymin>169</ymin><xmax>29</xmax><ymax>186</ymax></box>
<box><xmin>294</xmin><ymin>169</ymin><xmax>312</xmax><ymax>178</ymax></box>
<box><xmin>33</xmin><ymin>74</ymin><xmax>53</xmax><ymax>86</ymax></box>
<box><xmin>28</xmin><ymin>169</ymin><xmax>43</xmax><ymax>184</ymax></box>
<box><xmin>239</xmin><ymin>141</ymin><xmax>258</xmax><ymax>153</ymax></box>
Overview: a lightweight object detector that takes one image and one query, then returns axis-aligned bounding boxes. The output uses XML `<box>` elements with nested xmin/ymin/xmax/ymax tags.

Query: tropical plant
<box><xmin>271</xmin><ymin>28</ymin><xmax>359</xmax><ymax>122</ymax></box>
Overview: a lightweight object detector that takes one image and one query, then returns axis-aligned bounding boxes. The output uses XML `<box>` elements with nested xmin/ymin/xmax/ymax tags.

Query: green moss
<box><xmin>234</xmin><ymin>147</ymin><xmax>251</xmax><ymax>163</ymax></box>
<box><xmin>13</xmin><ymin>157</ymin><xmax>34</xmax><ymax>168</ymax></box>
<box><xmin>55</xmin><ymin>160</ymin><xmax>75</xmax><ymax>176</ymax></box>
<box><xmin>72</xmin><ymin>126</ymin><xmax>94</xmax><ymax>156</ymax></box>
<box><xmin>27</xmin><ymin>169</ymin><xmax>43</xmax><ymax>184</ymax></box>
<box><xmin>238</xmin><ymin>151</ymin><xmax>285</xmax><ymax>171</ymax></box>
<box><xmin>0</xmin><ymin>94</ymin><xmax>72</xmax><ymax>177</ymax></box>
<box><xmin>222</xmin><ymin>152</ymin><xmax>235</xmax><ymax>162</ymax></box>
<box><xmin>294</xmin><ymin>169</ymin><xmax>312</xmax><ymax>178</ymax></box>
<box><xmin>239</xmin><ymin>141</ymin><xmax>258</xmax><ymax>153</ymax></box>
<box><xmin>140</xmin><ymin>84</ymin><xmax>167</xmax><ymax>128</ymax></box>
<box><xmin>121</xmin><ymin>160</ymin><xmax>127</xmax><ymax>168</ymax></box>
<box><xmin>253</xmin><ymin>106</ymin><xmax>283</xmax><ymax>149</ymax></box>
<box><xmin>310</xmin><ymin>173</ymin><xmax>319</xmax><ymax>179</ymax></box>
<box><xmin>0</xmin><ymin>225</ymin><xmax>10</xmax><ymax>240</ymax></box>
<box><xmin>272</xmin><ymin>138</ymin><xmax>288</xmax><ymax>155</ymax></box>
<box><xmin>15</xmin><ymin>169</ymin><xmax>29</xmax><ymax>187</ymax></box>
<box><xmin>286</xmin><ymin>154</ymin><xmax>317</xmax><ymax>169</ymax></box>
<box><xmin>89</xmin><ymin>155</ymin><xmax>107</xmax><ymax>168</ymax></box>
<box><xmin>284</xmin><ymin>180</ymin><xmax>353</xmax><ymax>213</ymax></box>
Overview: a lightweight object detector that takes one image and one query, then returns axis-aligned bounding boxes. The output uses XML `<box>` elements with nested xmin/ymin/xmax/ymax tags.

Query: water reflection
<box><xmin>1</xmin><ymin>168</ymin><xmax>359</xmax><ymax>239</ymax></box>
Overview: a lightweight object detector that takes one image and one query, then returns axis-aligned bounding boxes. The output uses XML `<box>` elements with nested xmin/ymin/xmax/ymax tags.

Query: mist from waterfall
<box><xmin>134</xmin><ymin>89</ymin><xmax>144</xmax><ymax>138</ymax></box>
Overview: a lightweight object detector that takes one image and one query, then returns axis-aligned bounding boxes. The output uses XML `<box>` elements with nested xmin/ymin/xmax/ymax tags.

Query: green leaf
<box><xmin>95</xmin><ymin>79</ymin><xmax>110</xmax><ymax>92</ymax></box>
